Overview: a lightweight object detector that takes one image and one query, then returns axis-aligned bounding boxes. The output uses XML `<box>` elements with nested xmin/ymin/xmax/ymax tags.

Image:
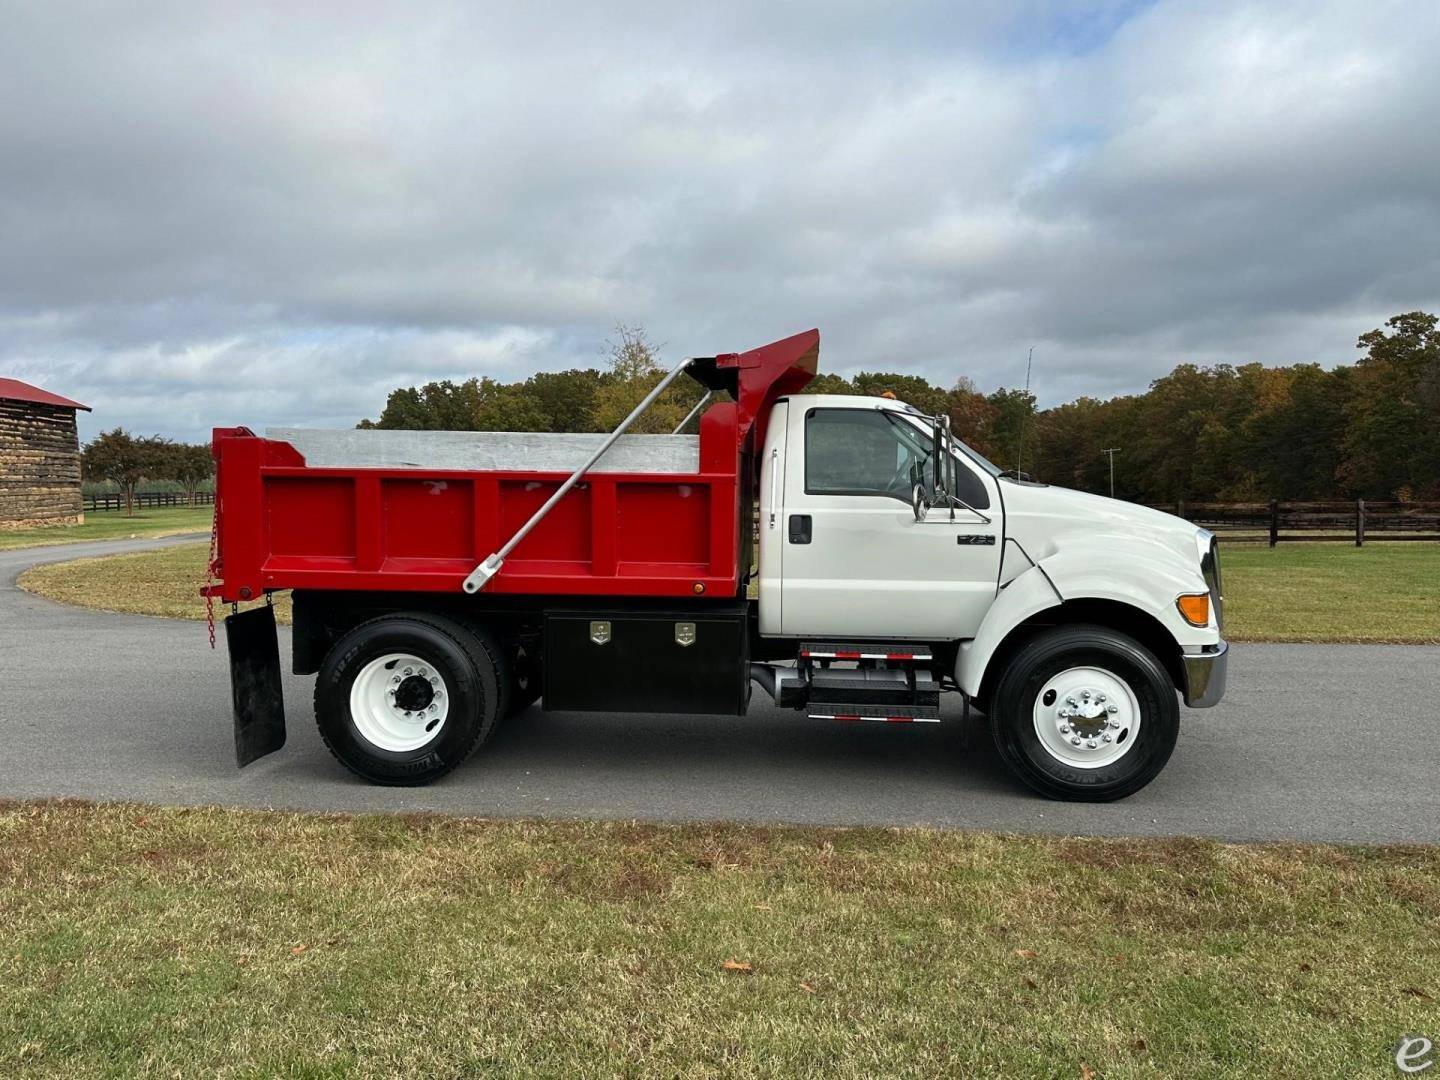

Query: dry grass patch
<box><xmin>0</xmin><ymin>801</ymin><xmax>1436</xmax><ymax>1078</ymax></box>
<box><xmin>18</xmin><ymin>542</ymin><xmax>290</xmax><ymax>624</ymax></box>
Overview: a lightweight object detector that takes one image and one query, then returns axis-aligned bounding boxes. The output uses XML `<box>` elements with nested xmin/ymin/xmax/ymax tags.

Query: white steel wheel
<box><xmin>1031</xmin><ymin>665</ymin><xmax>1141</xmax><ymax>770</ymax></box>
<box><xmin>348</xmin><ymin>652</ymin><xmax>450</xmax><ymax>752</ymax></box>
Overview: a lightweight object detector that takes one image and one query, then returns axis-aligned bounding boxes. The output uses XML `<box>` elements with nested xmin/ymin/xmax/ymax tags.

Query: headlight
<box><xmin>1196</xmin><ymin>528</ymin><xmax>1223</xmax><ymax>631</ymax></box>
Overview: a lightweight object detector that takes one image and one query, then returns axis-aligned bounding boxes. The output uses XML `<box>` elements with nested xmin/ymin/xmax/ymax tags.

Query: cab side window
<box><xmin>805</xmin><ymin>409</ymin><xmax>916</xmax><ymax>499</ymax></box>
<box><xmin>804</xmin><ymin>408</ymin><xmax>990</xmax><ymax>509</ymax></box>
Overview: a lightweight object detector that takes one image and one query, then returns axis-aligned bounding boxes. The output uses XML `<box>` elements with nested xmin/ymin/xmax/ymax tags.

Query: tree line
<box><xmin>1029</xmin><ymin>311</ymin><xmax>1440</xmax><ymax>504</ymax></box>
<box><xmin>357</xmin><ymin>326</ymin><xmax>711</xmax><ymax>436</ymax></box>
<box><xmin>83</xmin><ymin>311</ymin><xmax>1436</xmax><ymax>511</ymax></box>
<box><xmin>361</xmin><ymin>312</ymin><xmax>1440</xmax><ymax>503</ymax></box>
<box><xmin>81</xmin><ymin>431</ymin><xmax>213</xmax><ymax>516</ymax></box>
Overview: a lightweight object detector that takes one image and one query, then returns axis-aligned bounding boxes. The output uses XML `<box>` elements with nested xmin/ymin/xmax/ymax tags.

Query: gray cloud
<box><xmin>0</xmin><ymin>0</ymin><xmax>1435</xmax><ymax>442</ymax></box>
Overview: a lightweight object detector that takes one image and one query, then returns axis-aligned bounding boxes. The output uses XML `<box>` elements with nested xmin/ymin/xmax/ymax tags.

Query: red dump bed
<box><xmin>207</xmin><ymin>330</ymin><xmax>817</xmax><ymax>604</ymax></box>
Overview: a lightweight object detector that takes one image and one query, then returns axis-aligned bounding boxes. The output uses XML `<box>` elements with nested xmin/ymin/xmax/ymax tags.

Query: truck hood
<box><xmin>999</xmin><ymin>481</ymin><xmax>1201</xmax><ymax>568</ymax></box>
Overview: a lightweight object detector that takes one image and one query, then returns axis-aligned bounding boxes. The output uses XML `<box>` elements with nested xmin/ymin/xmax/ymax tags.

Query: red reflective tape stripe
<box><xmin>814</xmin><ymin>713</ymin><xmax>926</xmax><ymax>723</ymax></box>
<box><xmin>804</xmin><ymin>649</ymin><xmax>931</xmax><ymax>660</ymax></box>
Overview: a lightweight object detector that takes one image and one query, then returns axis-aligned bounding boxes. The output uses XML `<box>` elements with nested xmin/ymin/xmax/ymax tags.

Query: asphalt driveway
<box><xmin>2</xmin><ymin>536</ymin><xmax>1437</xmax><ymax>843</ymax></box>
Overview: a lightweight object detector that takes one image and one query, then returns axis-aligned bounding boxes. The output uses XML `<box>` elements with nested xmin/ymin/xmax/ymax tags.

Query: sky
<box><xmin>1</xmin><ymin>0</ymin><xmax>1437</xmax><ymax>444</ymax></box>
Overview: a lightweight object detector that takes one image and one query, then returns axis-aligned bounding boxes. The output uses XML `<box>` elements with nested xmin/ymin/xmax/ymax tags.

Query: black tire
<box><xmin>989</xmin><ymin>624</ymin><xmax>1178</xmax><ymax>802</ymax></box>
<box><xmin>504</xmin><ymin>642</ymin><xmax>542</xmax><ymax>718</ymax></box>
<box><xmin>314</xmin><ymin>613</ymin><xmax>505</xmax><ymax>785</ymax></box>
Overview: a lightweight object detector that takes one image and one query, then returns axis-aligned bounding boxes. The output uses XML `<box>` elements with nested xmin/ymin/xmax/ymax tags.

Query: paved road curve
<box><xmin>2</xmin><ymin>537</ymin><xmax>1437</xmax><ymax>843</ymax></box>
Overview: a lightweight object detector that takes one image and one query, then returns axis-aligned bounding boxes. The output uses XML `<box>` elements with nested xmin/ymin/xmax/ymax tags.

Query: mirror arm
<box><xmin>931</xmin><ymin>415</ymin><xmax>944</xmax><ymax>504</ymax></box>
<box><xmin>939</xmin><ymin>492</ymin><xmax>991</xmax><ymax>525</ymax></box>
<box><xmin>937</xmin><ymin>414</ymin><xmax>992</xmax><ymax>524</ymax></box>
<box><xmin>942</xmin><ymin>415</ymin><xmax>956</xmax><ymax>520</ymax></box>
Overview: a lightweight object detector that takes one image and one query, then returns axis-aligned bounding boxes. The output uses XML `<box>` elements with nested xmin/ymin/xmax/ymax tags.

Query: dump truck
<box><xmin>205</xmin><ymin>329</ymin><xmax>1227</xmax><ymax>800</ymax></box>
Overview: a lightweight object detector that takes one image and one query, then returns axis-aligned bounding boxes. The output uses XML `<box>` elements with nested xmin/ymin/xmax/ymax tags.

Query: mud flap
<box><xmin>225</xmin><ymin>605</ymin><xmax>286</xmax><ymax>767</ymax></box>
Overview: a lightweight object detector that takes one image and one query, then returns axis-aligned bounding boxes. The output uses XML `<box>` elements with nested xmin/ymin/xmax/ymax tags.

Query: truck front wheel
<box><xmin>990</xmin><ymin>624</ymin><xmax>1178</xmax><ymax>801</ymax></box>
<box><xmin>314</xmin><ymin>613</ymin><xmax>504</xmax><ymax>785</ymax></box>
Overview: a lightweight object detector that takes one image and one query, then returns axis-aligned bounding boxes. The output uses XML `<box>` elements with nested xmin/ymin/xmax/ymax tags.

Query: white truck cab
<box><xmin>754</xmin><ymin>392</ymin><xmax>1228</xmax><ymax>801</ymax></box>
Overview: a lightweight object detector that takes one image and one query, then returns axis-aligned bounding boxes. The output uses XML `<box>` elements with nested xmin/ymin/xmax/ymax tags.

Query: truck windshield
<box><xmin>890</xmin><ymin>412</ymin><xmax>1002</xmax><ymax>478</ymax></box>
<box><xmin>955</xmin><ymin>438</ymin><xmax>1003</xmax><ymax>477</ymax></box>
<box><xmin>883</xmin><ymin>411</ymin><xmax>994</xmax><ymax>509</ymax></box>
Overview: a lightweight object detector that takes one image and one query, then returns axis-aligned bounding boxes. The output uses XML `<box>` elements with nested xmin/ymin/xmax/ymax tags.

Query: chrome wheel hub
<box><xmin>1032</xmin><ymin>666</ymin><xmax>1140</xmax><ymax>769</ymax></box>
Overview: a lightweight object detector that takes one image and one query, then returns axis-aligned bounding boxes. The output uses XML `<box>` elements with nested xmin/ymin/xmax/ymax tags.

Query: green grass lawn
<box><xmin>1220</xmin><ymin>542</ymin><xmax>1440</xmax><ymax>644</ymax></box>
<box><xmin>0</xmin><ymin>802</ymin><xmax>1435</xmax><ymax>1078</ymax></box>
<box><xmin>0</xmin><ymin>505</ymin><xmax>213</xmax><ymax>550</ymax></box>
<box><xmin>19</xmin><ymin>540</ymin><xmax>1440</xmax><ymax>644</ymax></box>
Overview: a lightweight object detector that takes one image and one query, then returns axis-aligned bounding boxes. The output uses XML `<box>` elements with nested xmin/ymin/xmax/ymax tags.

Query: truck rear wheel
<box><xmin>989</xmin><ymin>624</ymin><xmax>1178</xmax><ymax>801</ymax></box>
<box><xmin>314</xmin><ymin>613</ymin><xmax>504</xmax><ymax>785</ymax></box>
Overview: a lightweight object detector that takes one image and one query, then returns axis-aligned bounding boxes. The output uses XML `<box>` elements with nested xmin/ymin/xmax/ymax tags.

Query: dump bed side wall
<box><xmin>213</xmin><ymin>403</ymin><xmax>745</xmax><ymax>603</ymax></box>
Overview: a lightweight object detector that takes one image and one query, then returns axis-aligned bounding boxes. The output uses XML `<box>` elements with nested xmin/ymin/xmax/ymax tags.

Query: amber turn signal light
<box><xmin>1176</xmin><ymin>593</ymin><xmax>1210</xmax><ymax>626</ymax></box>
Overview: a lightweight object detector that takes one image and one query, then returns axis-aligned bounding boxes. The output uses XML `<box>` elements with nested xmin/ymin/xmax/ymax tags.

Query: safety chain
<box><xmin>204</xmin><ymin>499</ymin><xmax>219</xmax><ymax>649</ymax></box>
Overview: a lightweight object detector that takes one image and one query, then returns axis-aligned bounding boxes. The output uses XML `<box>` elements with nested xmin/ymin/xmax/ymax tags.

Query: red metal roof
<box><xmin>0</xmin><ymin>378</ymin><xmax>91</xmax><ymax>411</ymax></box>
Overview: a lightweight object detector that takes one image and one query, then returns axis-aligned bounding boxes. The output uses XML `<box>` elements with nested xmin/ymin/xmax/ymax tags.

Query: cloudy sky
<box><xmin>2</xmin><ymin>0</ymin><xmax>1437</xmax><ymax>443</ymax></box>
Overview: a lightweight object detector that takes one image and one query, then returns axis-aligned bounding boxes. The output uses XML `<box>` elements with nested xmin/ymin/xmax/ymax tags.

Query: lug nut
<box><xmin>1107</xmin><ymin>704</ymin><xmax>1119</xmax><ymax>714</ymax></box>
<box><xmin>391</xmin><ymin>675</ymin><xmax>401</xmax><ymax>684</ymax></box>
<box><xmin>1065</xmin><ymin>696</ymin><xmax>1076</xmax><ymax>706</ymax></box>
<box><xmin>1070</xmin><ymin>736</ymin><xmax>1082</xmax><ymax>746</ymax></box>
<box><xmin>404</xmin><ymin>667</ymin><xmax>414</xmax><ymax>676</ymax></box>
<box><xmin>1095</xmin><ymin>693</ymin><xmax>1106</xmax><ymax>703</ymax></box>
<box><xmin>1059</xmin><ymin>724</ymin><xmax>1071</xmax><ymax>734</ymax></box>
<box><xmin>1086</xmin><ymin>739</ymin><xmax>1098</xmax><ymax>749</ymax></box>
<box><xmin>1080</xmin><ymin>691</ymin><xmax>1091</xmax><ymax>701</ymax></box>
<box><xmin>1102</xmin><ymin>734</ymin><xmax>1113</xmax><ymax>743</ymax></box>
<box><xmin>418</xmin><ymin>668</ymin><xmax>428</xmax><ymax>677</ymax></box>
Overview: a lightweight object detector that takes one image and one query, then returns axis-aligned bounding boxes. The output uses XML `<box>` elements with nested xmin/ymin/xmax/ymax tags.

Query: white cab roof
<box><xmin>782</xmin><ymin>393</ymin><xmax>923</xmax><ymax>413</ymax></box>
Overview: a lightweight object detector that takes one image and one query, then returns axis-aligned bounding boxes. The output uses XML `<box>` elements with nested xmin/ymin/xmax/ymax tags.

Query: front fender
<box><xmin>957</xmin><ymin>540</ymin><xmax>1213</xmax><ymax>698</ymax></box>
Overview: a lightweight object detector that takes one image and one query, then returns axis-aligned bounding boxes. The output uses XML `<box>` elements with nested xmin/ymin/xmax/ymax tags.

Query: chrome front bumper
<box><xmin>1181</xmin><ymin>641</ymin><xmax>1228</xmax><ymax>708</ymax></box>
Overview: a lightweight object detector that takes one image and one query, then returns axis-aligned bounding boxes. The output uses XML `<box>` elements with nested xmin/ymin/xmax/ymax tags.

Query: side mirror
<box><xmin>911</xmin><ymin>482</ymin><xmax>932</xmax><ymax>522</ymax></box>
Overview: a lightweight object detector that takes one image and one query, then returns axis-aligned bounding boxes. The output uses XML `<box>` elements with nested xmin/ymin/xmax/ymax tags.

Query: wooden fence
<box><xmin>84</xmin><ymin>491</ymin><xmax>215</xmax><ymax>512</ymax></box>
<box><xmin>1150</xmin><ymin>500</ymin><xmax>1440</xmax><ymax>546</ymax></box>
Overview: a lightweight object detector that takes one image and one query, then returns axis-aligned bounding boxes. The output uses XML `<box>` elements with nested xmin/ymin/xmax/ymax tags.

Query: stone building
<box><xmin>0</xmin><ymin>379</ymin><xmax>91</xmax><ymax>529</ymax></box>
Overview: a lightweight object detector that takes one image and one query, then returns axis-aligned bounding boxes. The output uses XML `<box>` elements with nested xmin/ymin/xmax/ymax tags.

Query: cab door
<box><xmin>778</xmin><ymin>405</ymin><xmax>1001</xmax><ymax>640</ymax></box>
